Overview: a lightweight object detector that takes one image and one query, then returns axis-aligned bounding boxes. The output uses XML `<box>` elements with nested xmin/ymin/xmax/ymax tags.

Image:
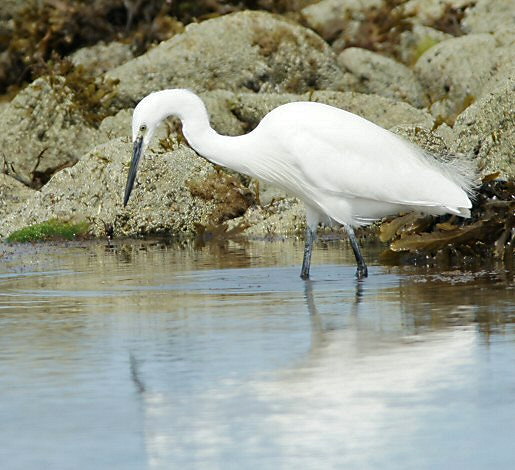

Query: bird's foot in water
<box><xmin>355</xmin><ymin>265</ymin><xmax>368</xmax><ymax>280</ymax></box>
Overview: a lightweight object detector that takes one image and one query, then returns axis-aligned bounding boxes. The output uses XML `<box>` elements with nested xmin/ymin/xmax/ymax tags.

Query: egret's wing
<box><xmin>285</xmin><ymin>122</ymin><xmax>471</xmax><ymax>211</ymax></box>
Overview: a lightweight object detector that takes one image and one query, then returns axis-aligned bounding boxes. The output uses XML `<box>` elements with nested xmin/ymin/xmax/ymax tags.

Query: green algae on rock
<box><xmin>7</xmin><ymin>219</ymin><xmax>90</xmax><ymax>243</ymax></box>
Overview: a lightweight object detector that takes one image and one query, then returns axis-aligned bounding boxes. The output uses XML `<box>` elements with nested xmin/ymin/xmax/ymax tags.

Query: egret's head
<box><xmin>123</xmin><ymin>89</ymin><xmax>206</xmax><ymax>206</ymax></box>
<box><xmin>123</xmin><ymin>93</ymin><xmax>165</xmax><ymax>206</ymax></box>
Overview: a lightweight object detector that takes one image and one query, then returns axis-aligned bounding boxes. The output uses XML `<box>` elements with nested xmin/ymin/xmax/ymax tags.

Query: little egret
<box><xmin>123</xmin><ymin>89</ymin><xmax>475</xmax><ymax>279</ymax></box>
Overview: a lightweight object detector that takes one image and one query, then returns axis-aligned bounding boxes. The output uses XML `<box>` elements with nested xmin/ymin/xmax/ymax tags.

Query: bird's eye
<box><xmin>140</xmin><ymin>124</ymin><xmax>147</xmax><ymax>133</ymax></box>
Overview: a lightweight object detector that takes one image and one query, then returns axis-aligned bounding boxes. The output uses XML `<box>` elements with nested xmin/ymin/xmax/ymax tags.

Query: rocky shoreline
<box><xmin>0</xmin><ymin>1</ymin><xmax>513</xmax><ymax>260</ymax></box>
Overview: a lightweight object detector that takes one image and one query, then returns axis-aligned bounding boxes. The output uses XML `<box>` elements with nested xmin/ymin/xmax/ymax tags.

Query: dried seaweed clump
<box><xmin>428</xmin><ymin>2</ymin><xmax>476</xmax><ymax>37</ymax></box>
<box><xmin>0</xmin><ymin>0</ymin><xmax>182</xmax><ymax>94</ymax></box>
<box><xmin>380</xmin><ymin>174</ymin><xmax>514</xmax><ymax>267</ymax></box>
<box><xmin>335</xmin><ymin>0</ymin><xmax>414</xmax><ymax>59</ymax></box>
<box><xmin>187</xmin><ymin>170</ymin><xmax>256</xmax><ymax>224</ymax></box>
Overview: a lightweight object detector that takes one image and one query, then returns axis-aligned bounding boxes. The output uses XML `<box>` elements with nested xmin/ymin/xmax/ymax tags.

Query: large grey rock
<box><xmin>0</xmin><ymin>137</ymin><xmax>256</xmax><ymax>240</ymax></box>
<box><xmin>462</xmin><ymin>0</ymin><xmax>515</xmax><ymax>34</ymax></box>
<box><xmin>0</xmin><ymin>174</ymin><xmax>35</xmax><ymax>222</ymax></box>
<box><xmin>337</xmin><ymin>47</ymin><xmax>428</xmax><ymax>107</ymax></box>
<box><xmin>452</xmin><ymin>76</ymin><xmax>514</xmax><ymax>179</ymax></box>
<box><xmin>414</xmin><ymin>34</ymin><xmax>511</xmax><ymax>120</ymax></box>
<box><xmin>0</xmin><ymin>77</ymin><xmax>98</xmax><ymax>188</ymax></box>
<box><xmin>108</xmin><ymin>10</ymin><xmax>351</xmax><ymax>107</ymax></box>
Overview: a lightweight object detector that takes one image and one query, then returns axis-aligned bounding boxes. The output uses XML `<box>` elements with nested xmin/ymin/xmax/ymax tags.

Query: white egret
<box><xmin>123</xmin><ymin>89</ymin><xmax>475</xmax><ymax>280</ymax></box>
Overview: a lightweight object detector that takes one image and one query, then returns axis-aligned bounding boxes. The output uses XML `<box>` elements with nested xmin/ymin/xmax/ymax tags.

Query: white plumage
<box><xmin>124</xmin><ymin>89</ymin><xmax>475</xmax><ymax>279</ymax></box>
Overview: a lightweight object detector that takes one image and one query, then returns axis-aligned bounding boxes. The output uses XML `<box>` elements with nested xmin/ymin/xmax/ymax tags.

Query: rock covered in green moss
<box><xmin>7</xmin><ymin>219</ymin><xmax>90</xmax><ymax>242</ymax></box>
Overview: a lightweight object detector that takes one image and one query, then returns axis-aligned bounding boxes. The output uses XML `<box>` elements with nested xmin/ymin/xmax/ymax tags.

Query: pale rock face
<box><xmin>337</xmin><ymin>47</ymin><xmax>428</xmax><ymax>108</ymax></box>
<box><xmin>0</xmin><ymin>77</ymin><xmax>98</xmax><ymax>188</ymax></box>
<box><xmin>461</xmin><ymin>0</ymin><xmax>515</xmax><ymax>34</ymax></box>
<box><xmin>452</xmin><ymin>76</ymin><xmax>515</xmax><ymax>179</ymax></box>
<box><xmin>414</xmin><ymin>34</ymin><xmax>512</xmax><ymax>121</ymax></box>
<box><xmin>0</xmin><ymin>174</ymin><xmax>35</xmax><ymax>222</ymax></box>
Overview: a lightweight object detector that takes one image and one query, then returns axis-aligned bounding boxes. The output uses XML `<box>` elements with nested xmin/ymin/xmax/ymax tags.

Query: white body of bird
<box><xmin>125</xmin><ymin>89</ymin><xmax>475</xmax><ymax>279</ymax></box>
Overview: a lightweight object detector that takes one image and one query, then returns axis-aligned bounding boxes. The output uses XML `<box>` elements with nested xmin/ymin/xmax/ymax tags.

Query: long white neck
<box><xmin>151</xmin><ymin>90</ymin><xmax>251</xmax><ymax>175</ymax></box>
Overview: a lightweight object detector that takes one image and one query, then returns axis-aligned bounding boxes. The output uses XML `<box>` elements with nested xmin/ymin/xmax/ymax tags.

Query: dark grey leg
<box><xmin>343</xmin><ymin>223</ymin><xmax>368</xmax><ymax>279</ymax></box>
<box><xmin>300</xmin><ymin>226</ymin><xmax>316</xmax><ymax>280</ymax></box>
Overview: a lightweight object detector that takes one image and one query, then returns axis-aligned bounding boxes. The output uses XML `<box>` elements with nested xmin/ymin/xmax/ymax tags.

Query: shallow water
<box><xmin>0</xmin><ymin>239</ymin><xmax>514</xmax><ymax>470</ymax></box>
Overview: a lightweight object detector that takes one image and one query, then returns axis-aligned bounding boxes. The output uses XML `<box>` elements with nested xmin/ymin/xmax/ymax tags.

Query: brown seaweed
<box><xmin>381</xmin><ymin>176</ymin><xmax>515</xmax><ymax>266</ymax></box>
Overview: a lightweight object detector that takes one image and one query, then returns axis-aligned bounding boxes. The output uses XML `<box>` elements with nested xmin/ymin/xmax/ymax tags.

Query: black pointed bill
<box><xmin>124</xmin><ymin>136</ymin><xmax>144</xmax><ymax>206</ymax></box>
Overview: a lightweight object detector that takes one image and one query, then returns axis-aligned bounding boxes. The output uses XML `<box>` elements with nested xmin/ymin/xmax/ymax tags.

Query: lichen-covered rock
<box><xmin>108</xmin><ymin>10</ymin><xmax>351</xmax><ymax>107</ymax></box>
<box><xmin>227</xmin><ymin>198</ymin><xmax>307</xmax><ymax>237</ymax></box>
<box><xmin>414</xmin><ymin>34</ymin><xmax>511</xmax><ymax>121</ymax></box>
<box><xmin>452</xmin><ymin>76</ymin><xmax>514</xmax><ymax>179</ymax></box>
<box><xmin>0</xmin><ymin>174</ymin><xmax>35</xmax><ymax>222</ymax></box>
<box><xmin>403</xmin><ymin>0</ymin><xmax>473</xmax><ymax>24</ymax></box>
<box><xmin>70</xmin><ymin>41</ymin><xmax>134</xmax><ymax>75</ymax></box>
<box><xmin>462</xmin><ymin>0</ymin><xmax>515</xmax><ymax>34</ymax></box>
<box><xmin>0</xmin><ymin>77</ymin><xmax>98</xmax><ymax>188</ymax></box>
<box><xmin>337</xmin><ymin>47</ymin><xmax>428</xmax><ymax>107</ymax></box>
<box><xmin>301</xmin><ymin>0</ymin><xmax>382</xmax><ymax>41</ymax></box>
<box><xmin>0</xmin><ymin>137</ymin><xmax>256</xmax><ymax>240</ymax></box>
<box><xmin>397</xmin><ymin>24</ymin><xmax>452</xmax><ymax>65</ymax></box>
<box><xmin>389</xmin><ymin>125</ymin><xmax>450</xmax><ymax>156</ymax></box>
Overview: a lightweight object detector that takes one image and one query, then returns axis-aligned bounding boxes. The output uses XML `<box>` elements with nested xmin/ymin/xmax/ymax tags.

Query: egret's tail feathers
<box><xmin>446</xmin><ymin>206</ymin><xmax>472</xmax><ymax>218</ymax></box>
<box><xmin>423</xmin><ymin>151</ymin><xmax>479</xmax><ymax>199</ymax></box>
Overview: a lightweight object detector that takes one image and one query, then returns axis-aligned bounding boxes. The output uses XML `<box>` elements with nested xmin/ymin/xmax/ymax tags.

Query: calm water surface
<box><xmin>0</xmin><ymin>239</ymin><xmax>514</xmax><ymax>470</ymax></box>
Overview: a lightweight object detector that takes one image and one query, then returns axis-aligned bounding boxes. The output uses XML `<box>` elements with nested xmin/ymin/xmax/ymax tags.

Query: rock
<box><xmin>337</xmin><ymin>47</ymin><xmax>427</xmax><ymax>107</ymax></box>
<box><xmin>452</xmin><ymin>77</ymin><xmax>515</xmax><ymax>179</ymax></box>
<box><xmin>414</xmin><ymin>34</ymin><xmax>510</xmax><ymax>121</ymax></box>
<box><xmin>108</xmin><ymin>10</ymin><xmax>351</xmax><ymax>107</ymax></box>
<box><xmin>230</xmin><ymin>91</ymin><xmax>434</xmax><ymax>131</ymax></box>
<box><xmin>0</xmin><ymin>77</ymin><xmax>98</xmax><ymax>188</ymax></box>
<box><xmin>403</xmin><ymin>0</ymin><xmax>473</xmax><ymax>25</ymax></box>
<box><xmin>0</xmin><ymin>0</ymin><xmax>29</xmax><ymax>20</ymax></box>
<box><xmin>397</xmin><ymin>24</ymin><xmax>452</xmax><ymax>65</ymax></box>
<box><xmin>98</xmin><ymin>109</ymin><xmax>133</xmax><ymax>141</ymax></box>
<box><xmin>308</xmin><ymin>91</ymin><xmax>435</xmax><ymax>129</ymax></box>
<box><xmin>97</xmin><ymin>90</ymin><xmax>247</xmax><ymax>144</ymax></box>
<box><xmin>227</xmin><ymin>198</ymin><xmax>307</xmax><ymax>237</ymax></box>
<box><xmin>0</xmin><ymin>137</ymin><xmax>255</xmax><ymax>240</ymax></box>
<box><xmin>70</xmin><ymin>41</ymin><xmax>134</xmax><ymax>76</ymax></box>
<box><xmin>462</xmin><ymin>0</ymin><xmax>515</xmax><ymax>34</ymax></box>
<box><xmin>301</xmin><ymin>0</ymin><xmax>382</xmax><ymax>41</ymax></box>
<box><xmin>0</xmin><ymin>174</ymin><xmax>35</xmax><ymax>222</ymax></box>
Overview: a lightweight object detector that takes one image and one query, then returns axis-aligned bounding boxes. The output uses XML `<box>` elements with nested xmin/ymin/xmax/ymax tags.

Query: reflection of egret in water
<box><xmin>120</xmin><ymin>266</ymin><xmax>506</xmax><ymax>469</ymax></box>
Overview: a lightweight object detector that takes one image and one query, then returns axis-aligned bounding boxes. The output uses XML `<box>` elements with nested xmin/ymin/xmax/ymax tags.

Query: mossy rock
<box><xmin>7</xmin><ymin>219</ymin><xmax>90</xmax><ymax>243</ymax></box>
